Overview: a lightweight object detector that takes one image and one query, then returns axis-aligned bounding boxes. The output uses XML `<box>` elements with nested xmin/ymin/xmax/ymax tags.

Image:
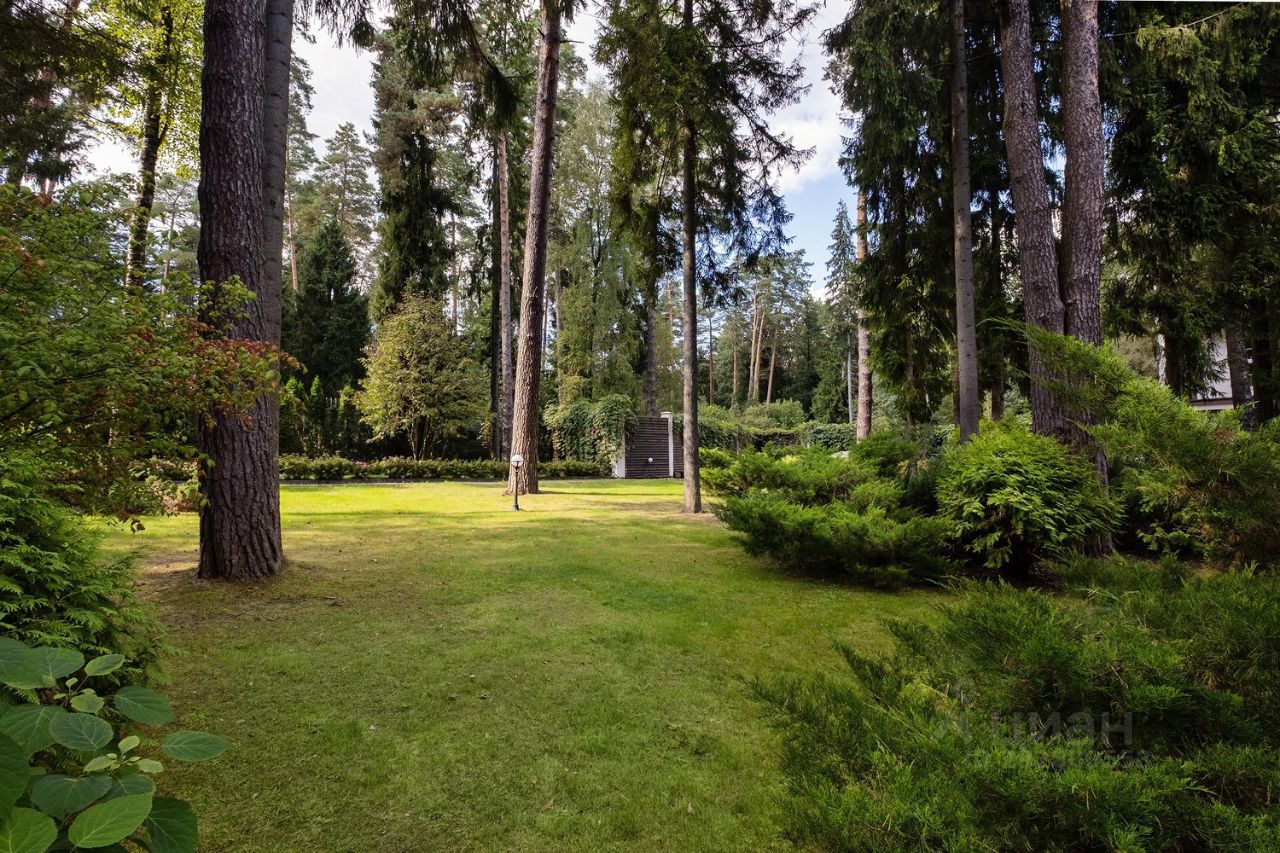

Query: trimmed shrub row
<box><xmin>277</xmin><ymin>455</ymin><xmax>605</xmax><ymax>481</ymax></box>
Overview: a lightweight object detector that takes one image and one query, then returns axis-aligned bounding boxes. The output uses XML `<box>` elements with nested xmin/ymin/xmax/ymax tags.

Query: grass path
<box><xmin>103</xmin><ymin>479</ymin><xmax>943</xmax><ymax>851</ymax></box>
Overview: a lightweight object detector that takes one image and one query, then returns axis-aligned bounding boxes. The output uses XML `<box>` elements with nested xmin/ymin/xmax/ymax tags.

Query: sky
<box><xmin>90</xmin><ymin>3</ymin><xmax>853</xmax><ymax>291</ymax></box>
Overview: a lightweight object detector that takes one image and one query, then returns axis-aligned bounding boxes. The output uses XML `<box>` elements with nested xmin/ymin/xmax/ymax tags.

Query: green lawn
<box><xmin>102</xmin><ymin>479</ymin><xmax>943</xmax><ymax>851</ymax></box>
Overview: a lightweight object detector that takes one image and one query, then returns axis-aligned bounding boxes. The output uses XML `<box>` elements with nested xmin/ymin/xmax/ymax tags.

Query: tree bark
<box><xmin>707</xmin><ymin>313</ymin><xmax>715</xmax><ymax>405</ymax></box>
<box><xmin>1061</xmin><ymin>0</ymin><xmax>1103</xmax><ymax>349</ymax></box>
<box><xmin>507</xmin><ymin>0</ymin><xmax>561</xmax><ymax>497</ymax></box>
<box><xmin>196</xmin><ymin>0</ymin><xmax>282</xmax><ymax>580</ymax></box>
<box><xmin>497</xmin><ymin>132</ymin><xmax>514</xmax><ymax>456</ymax></box>
<box><xmin>951</xmin><ymin>0</ymin><xmax>980</xmax><ymax>441</ymax></box>
<box><xmin>765</xmin><ymin>332</ymin><xmax>777</xmax><ymax>404</ymax></box>
<box><xmin>855</xmin><ymin>190</ymin><xmax>873</xmax><ymax>441</ymax></box>
<box><xmin>998</xmin><ymin>0</ymin><xmax>1067</xmax><ymax>439</ymax></box>
<box><xmin>125</xmin><ymin>5</ymin><xmax>175</xmax><ymax>289</ymax></box>
<box><xmin>846</xmin><ymin>332</ymin><xmax>854</xmax><ymax>426</ymax></box>
<box><xmin>1225</xmin><ymin>314</ymin><xmax>1252</xmax><ymax>426</ymax></box>
<box><xmin>643</xmin><ymin>279</ymin><xmax>659</xmax><ymax>416</ymax></box>
<box><xmin>679</xmin><ymin>0</ymin><xmax>701</xmax><ymax>513</ymax></box>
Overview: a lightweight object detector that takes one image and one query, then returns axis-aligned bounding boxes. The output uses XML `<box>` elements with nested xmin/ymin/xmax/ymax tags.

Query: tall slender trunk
<box><xmin>196</xmin><ymin>0</ymin><xmax>283</xmax><ymax>580</ymax></box>
<box><xmin>679</xmin><ymin>0</ymin><xmax>701</xmax><ymax>513</ymax></box>
<box><xmin>643</xmin><ymin>279</ymin><xmax>659</xmax><ymax>416</ymax></box>
<box><xmin>765</xmin><ymin>332</ymin><xmax>777</xmax><ymax>404</ymax></box>
<box><xmin>846</xmin><ymin>332</ymin><xmax>854</xmax><ymax>426</ymax></box>
<box><xmin>507</xmin><ymin>0</ymin><xmax>561</xmax><ymax>496</ymax></box>
<box><xmin>450</xmin><ymin>212</ymin><xmax>460</xmax><ymax>333</ymax></box>
<box><xmin>951</xmin><ymin>0</ymin><xmax>980</xmax><ymax>441</ymax></box>
<box><xmin>855</xmin><ymin>190</ymin><xmax>873</xmax><ymax>441</ymax></box>
<box><xmin>125</xmin><ymin>90</ymin><xmax>164</xmax><ymax>286</ymax></box>
<box><xmin>998</xmin><ymin>0</ymin><xmax>1066</xmax><ymax>439</ymax></box>
<box><xmin>991</xmin><ymin>364</ymin><xmax>1006</xmax><ymax>420</ymax></box>
<box><xmin>1062</xmin><ymin>0</ymin><xmax>1111</xmax><ymax>557</ymax></box>
<box><xmin>488</xmin><ymin>155</ymin><xmax>501</xmax><ymax>459</ymax></box>
<box><xmin>731</xmin><ymin>326</ymin><xmax>741</xmax><ymax>408</ymax></box>
<box><xmin>161</xmin><ymin>203</ymin><xmax>178</xmax><ymax>285</ymax></box>
<box><xmin>707</xmin><ymin>313</ymin><xmax>715</xmax><ymax>405</ymax></box>
<box><xmin>497</xmin><ymin>132</ymin><xmax>515</xmax><ymax>457</ymax></box>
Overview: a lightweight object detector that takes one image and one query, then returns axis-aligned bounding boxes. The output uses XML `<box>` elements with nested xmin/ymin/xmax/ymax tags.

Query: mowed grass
<box><xmin>101</xmin><ymin>479</ymin><xmax>944</xmax><ymax>852</ymax></box>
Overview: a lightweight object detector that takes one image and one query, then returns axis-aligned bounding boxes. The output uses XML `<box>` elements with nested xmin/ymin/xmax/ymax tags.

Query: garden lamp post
<box><xmin>510</xmin><ymin>453</ymin><xmax>524</xmax><ymax>511</ymax></box>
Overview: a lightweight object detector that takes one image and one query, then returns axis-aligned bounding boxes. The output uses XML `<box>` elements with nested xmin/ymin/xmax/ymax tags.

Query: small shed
<box><xmin>614</xmin><ymin>412</ymin><xmax>683</xmax><ymax>479</ymax></box>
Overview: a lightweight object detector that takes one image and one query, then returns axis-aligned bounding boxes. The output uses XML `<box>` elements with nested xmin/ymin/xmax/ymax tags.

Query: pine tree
<box><xmin>283</xmin><ymin>218</ymin><xmax>370</xmax><ymax>396</ymax></box>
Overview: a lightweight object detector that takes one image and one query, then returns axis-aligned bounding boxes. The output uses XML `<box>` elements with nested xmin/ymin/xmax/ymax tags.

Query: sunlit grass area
<box><xmin>102</xmin><ymin>479</ymin><xmax>944</xmax><ymax>851</ymax></box>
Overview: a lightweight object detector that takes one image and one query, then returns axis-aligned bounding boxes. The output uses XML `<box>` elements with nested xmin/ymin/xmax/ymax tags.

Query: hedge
<box><xmin>277</xmin><ymin>455</ymin><xmax>605</xmax><ymax>481</ymax></box>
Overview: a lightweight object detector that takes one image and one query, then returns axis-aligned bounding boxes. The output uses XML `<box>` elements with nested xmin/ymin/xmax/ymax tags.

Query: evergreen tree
<box><xmin>299</xmin><ymin>122</ymin><xmax>378</xmax><ymax>267</ymax></box>
<box><xmin>598</xmin><ymin>0</ymin><xmax>812</xmax><ymax>511</ymax></box>
<box><xmin>283</xmin><ymin>218</ymin><xmax>370</xmax><ymax>396</ymax></box>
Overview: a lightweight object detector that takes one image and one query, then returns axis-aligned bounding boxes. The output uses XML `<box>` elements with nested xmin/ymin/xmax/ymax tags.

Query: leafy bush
<box><xmin>851</xmin><ymin>430</ymin><xmax>928</xmax><ymax>479</ymax></box>
<box><xmin>687</xmin><ymin>405</ymin><xmax>755</xmax><ymax>451</ymax></box>
<box><xmin>706</xmin><ymin>448</ymin><xmax>954</xmax><ymax>587</ymax></box>
<box><xmin>1024</xmin><ymin>326</ymin><xmax>1280</xmax><ymax>568</ymax></box>
<box><xmin>0</xmin><ymin>457</ymin><xmax>163</xmax><ymax>680</ymax></box>
<box><xmin>762</xmin><ymin>563</ymin><xmax>1280</xmax><ymax>850</ymax></box>
<box><xmin>796</xmin><ymin>421</ymin><xmax>856</xmax><ymax>451</ymax></box>
<box><xmin>0</xmin><ymin>638</ymin><xmax>227</xmax><ymax>851</ymax></box>
<box><xmin>937</xmin><ymin>421</ymin><xmax>1118</xmax><ymax>571</ymax></box>
<box><xmin>743</xmin><ymin>399</ymin><xmax>808</xmax><ymax>429</ymax></box>
<box><xmin>717</xmin><ymin>493</ymin><xmax>953</xmax><ymax>588</ymax></box>
<box><xmin>544</xmin><ymin>394</ymin><xmax>636</xmax><ymax>466</ymax></box>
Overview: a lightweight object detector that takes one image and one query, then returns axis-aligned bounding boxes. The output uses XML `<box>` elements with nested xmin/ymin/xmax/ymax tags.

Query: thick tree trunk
<box><xmin>951</xmin><ymin>0</ymin><xmax>980</xmax><ymax>441</ymax></box>
<box><xmin>855</xmin><ymin>190</ymin><xmax>873</xmax><ymax>441</ymax></box>
<box><xmin>991</xmin><ymin>366</ymin><xmax>1006</xmax><ymax>420</ymax></box>
<box><xmin>497</xmin><ymin>132</ymin><xmax>514</xmax><ymax>456</ymax></box>
<box><xmin>1225</xmin><ymin>315</ymin><xmax>1252</xmax><ymax>426</ymax></box>
<box><xmin>999</xmin><ymin>0</ymin><xmax>1067</xmax><ymax>439</ymax></box>
<box><xmin>507</xmin><ymin>0</ymin><xmax>561</xmax><ymax>496</ymax></box>
<box><xmin>643</xmin><ymin>279</ymin><xmax>659</xmax><ymax>416</ymax></box>
<box><xmin>680</xmin><ymin>0</ymin><xmax>701</xmax><ymax>513</ymax></box>
<box><xmin>196</xmin><ymin>0</ymin><xmax>282</xmax><ymax>580</ymax></box>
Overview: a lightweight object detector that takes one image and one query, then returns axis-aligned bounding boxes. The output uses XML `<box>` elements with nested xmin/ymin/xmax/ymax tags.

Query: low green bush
<box><xmin>762</xmin><ymin>562</ymin><xmax>1280</xmax><ymax>850</ymax></box>
<box><xmin>278</xmin><ymin>455</ymin><xmax>605</xmax><ymax>481</ymax></box>
<box><xmin>0</xmin><ymin>459</ymin><xmax>163</xmax><ymax>681</ymax></box>
<box><xmin>716</xmin><ymin>493</ymin><xmax>953</xmax><ymax>588</ymax></box>
<box><xmin>796</xmin><ymin>421</ymin><xmax>856</xmax><ymax>451</ymax></box>
<box><xmin>937</xmin><ymin>420</ymin><xmax>1118</xmax><ymax>572</ymax></box>
<box><xmin>0</xmin><ymin>638</ymin><xmax>228</xmax><ymax>850</ymax></box>
<box><xmin>702</xmin><ymin>448</ymin><xmax>881</xmax><ymax>505</ymax></box>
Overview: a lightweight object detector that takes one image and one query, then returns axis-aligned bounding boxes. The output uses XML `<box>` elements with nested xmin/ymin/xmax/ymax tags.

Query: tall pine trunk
<box><xmin>1225</xmin><ymin>314</ymin><xmax>1252</xmax><ymax>427</ymax></box>
<box><xmin>999</xmin><ymin>0</ymin><xmax>1067</xmax><ymax>439</ymax></box>
<box><xmin>679</xmin><ymin>0</ymin><xmax>701</xmax><ymax>513</ymax></box>
<box><xmin>846</xmin><ymin>332</ymin><xmax>854</xmax><ymax>426</ymax></box>
<box><xmin>507</xmin><ymin>0</ymin><xmax>561</xmax><ymax>496</ymax></box>
<box><xmin>196</xmin><ymin>0</ymin><xmax>283</xmax><ymax>580</ymax></box>
<box><xmin>125</xmin><ymin>6</ymin><xmax>174</xmax><ymax>289</ymax></box>
<box><xmin>497</xmin><ymin>132</ymin><xmax>514</xmax><ymax>456</ymax></box>
<box><xmin>643</xmin><ymin>280</ymin><xmax>659</xmax><ymax>416</ymax></box>
<box><xmin>765</xmin><ymin>332</ymin><xmax>777</xmax><ymax>404</ymax></box>
<box><xmin>855</xmin><ymin>190</ymin><xmax>873</xmax><ymax>441</ymax></box>
<box><xmin>951</xmin><ymin>0</ymin><xmax>980</xmax><ymax>441</ymax></box>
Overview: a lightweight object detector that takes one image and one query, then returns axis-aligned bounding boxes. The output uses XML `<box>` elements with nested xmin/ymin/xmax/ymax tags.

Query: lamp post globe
<box><xmin>510</xmin><ymin>454</ymin><xmax>524</xmax><ymax>511</ymax></box>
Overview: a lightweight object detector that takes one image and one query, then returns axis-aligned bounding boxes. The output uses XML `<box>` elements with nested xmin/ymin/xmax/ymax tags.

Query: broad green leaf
<box><xmin>134</xmin><ymin>759</ymin><xmax>163</xmax><ymax>775</ymax></box>
<box><xmin>82</xmin><ymin>757</ymin><xmax>115</xmax><ymax>774</ymax></box>
<box><xmin>69</xmin><ymin>694</ymin><xmax>104</xmax><ymax>714</ymax></box>
<box><xmin>67</xmin><ymin>794</ymin><xmax>152</xmax><ymax>849</ymax></box>
<box><xmin>142</xmin><ymin>798</ymin><xmax>197</xmax><ymax>853</ymax></box>
<box><xmin>27</xmin><ymin>649</ymin><xmax>82</xmax><ymax>684</ymax></box>
<box><xmin>116</xmin><ymin>736</ymin><xmax>138</xmax><ymax>755</ymax></box>
<box><xmin>0</xmin><ymin>707</ymin><xmax>64</xmax><ymax>756</ymax></box>
<box><xmin>0</xmin><ymin>642</ymin><xmax>40</xmax><ymax>691</ymax></box>
<box><xmin>103</xmin><ymin>774</ymin><xmax>153</xmax><ymax>801</ymax></box>
<box><xmin>0</xmin><ymin>807</ymin><xmax>56</xmax><ymax>853</ymax></box>
<box><xmin>103</xmin><ymin>773</ymin><xmax>153</xmax><ymax>801</ymax></box>
<box><xmin>161</xmin><ymin>731</ymin><xmax>228</xmax><ymax>763</ymax></box>
<box><xmin>82</xmin><ymin>656</ymin><xmax>124</xmax><ymax>678</ymax></box>
<box><xmin>0</xmin><ymin>734</ymin><xmax>27</xmax><ymax>819</ymax></box>
<box><xmin>29</xmin><ymin>774</ymin><xmax>112</xmax><ymax>818</ymax></box>
<box><xmin>111</xmin><ymin>688</ymin><xmax>174</xmax><ymax>726</ymax></box>
<box><xmin>48</xmin><ymin>713</ymin><xmax>112</xmax><ymax>752</ymax></box>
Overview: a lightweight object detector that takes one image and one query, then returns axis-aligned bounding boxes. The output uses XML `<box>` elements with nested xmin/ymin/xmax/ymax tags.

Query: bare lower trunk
<box><xmin>855</xmin><ymin>190</ymin><xmax>873</xmax><ymax>441</ymax></box>
<box><xmin>846</xmin><ymin>333</ymin><xmax>854</xmax><ymax>426</ymax></box>
<box><xmin>765</xmin><ymin>333</ymin><xmax>777</xmax><ymax>404</ymax></box>
<box><xmin>999</xmin><ymin>0</ymin><xmax>1067</xmax><ymax>439</ymax></box>
<box><xmin>507</xmin><ymin>0</ymin><xmax>561</xmax><ymax>496</ymax></box>
<box><xmin>1225</xmin><ymin>315</ymin><xmax>1252</xmax><ymax>427</ymax></box>
<box><xmin>643</xmin><ymin>281</ymin><xmax>658</xmax><ymax>416</ymax></box>
<box><xmin>497</xmin><ymin>133</ymin><xmax>514</xmax><ymax>455</ymax></box>
<box><xmin>731</xmin><ymin>330</ymin><xmax>740</xmax><ymax>407</ymax></box>
<box><xmin>680</xmin><ymin>0</ymin><xmax>701</xmax><ymax>514</ymax></box>
<box><xmin>707</xmin><ymin>313</ymin><xmax>715</xmax><ymax>405</ymax></box>
<box><xmin>951</xmin><ymin>0</ymin><xmax>980</xmax><ymax>441</ymax></box>
<box><xmin>991</xmin><ymin>363</ymin><xmax>1006</xmax><ymax>420</ymax></box>
<box><xmin>196</xmin><ymin>0</ymin><xmax>283</xmax><ymax>580</ymax></box>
